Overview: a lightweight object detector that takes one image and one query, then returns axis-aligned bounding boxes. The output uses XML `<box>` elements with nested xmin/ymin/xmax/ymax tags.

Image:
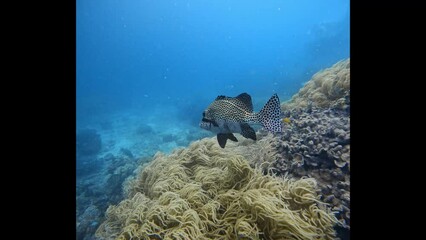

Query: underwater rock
<box><xmin>119</xmin><ymin>147</ymin><xmax>134</xmax><ymax>159</ymax></box>
<box><xmin>77</xmin><ymin>129</ymin><xmax>102</xmax><ymax>156</ymax></box>
<box><xmin>77</xmin><ymin>150</ymin><xmax>144</xmax><ymax>240</ymax></box>
<box><xmin>136</xmin><ymin>123</ymin><xmax>153</xmax><ymax>135</ymax></box>
<box><xmin>77</xmin><ymin>204</ymin><xmax>101</xmax><ymax>240</ymax></box>
<box><xmin>76</xmin><ymin>155</ymin><xmax>101</xmax><ymax>177</ymax></box>
<box><xmin>77</xmin><ymin>141</ymin><xmax>157</xmax><ymax>240</ymax></box>
<box><xmin>103</xmin><ymin>172</ymin><xmax>130</xmax><ymax>206</ymax></box>
<box><xmin>162</xmin><ymin>133</ymin><xmax>176</xmax><ymax>143</ymax></box>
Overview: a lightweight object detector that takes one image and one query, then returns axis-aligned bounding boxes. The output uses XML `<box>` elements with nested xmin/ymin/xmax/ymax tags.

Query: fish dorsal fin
<box><xmin>215</xmin><ymin>95</ymin><xmax>227</xmax><ymax>100</ymax></box>
<box><xmin>236</xmin><ymin>93</ymin><xmax>253</xmax><ymax>112</ymax></box>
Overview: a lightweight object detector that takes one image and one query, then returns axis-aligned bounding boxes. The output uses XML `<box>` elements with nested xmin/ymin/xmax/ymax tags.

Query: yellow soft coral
<box><xmin>96</xmin><ymin>138</ymin><xmax>339</xmax><ymax>240</ymax></box>
<box><xmin>282</xmin><ymin>58</ymin><xmax>350</xmax><ymax>111</ymax></box>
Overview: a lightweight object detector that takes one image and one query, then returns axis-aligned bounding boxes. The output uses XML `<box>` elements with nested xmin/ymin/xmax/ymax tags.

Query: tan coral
<box><xmin>96</xmin><ymin>138</ymin><xmax>339</xmax><ymax>240</ymax></box>
<box><xmin>282</xmin><ymin>58</ymin><xmax>350</xmax><ymax>111</ymax></box>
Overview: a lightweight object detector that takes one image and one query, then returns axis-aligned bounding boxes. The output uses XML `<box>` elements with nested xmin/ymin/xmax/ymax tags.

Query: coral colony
<box><xmin>93</xmin><ymin>59</ymin><xmax>350</xmax><ymax>239</ymax></box>
<box><xmin>96</xmin><ymin>139</ymin><xmax>339</xmax><ymax>239</ymax></box>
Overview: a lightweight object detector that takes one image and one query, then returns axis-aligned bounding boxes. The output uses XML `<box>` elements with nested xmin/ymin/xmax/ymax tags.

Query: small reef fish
<box><xmin>199</xmin><ymin>93</ymin><xmax>282</xmax><ymax>148</ymax></box>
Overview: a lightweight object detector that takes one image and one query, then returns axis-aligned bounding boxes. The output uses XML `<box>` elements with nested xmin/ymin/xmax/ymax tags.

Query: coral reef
<box><xmin>195</xmin><ymin>58</ymin><xmax>351</xmax><ymax>234</ymax></box>
<box><xmin>268</xmin><ymin>58</ymin><xmax>351</xmax><ymax>230</ymax></box>
<box><xmin>196</xmin><ymin>106</ymin><xmax>351</xmax><ymax>230</ymax></box>
<box><xmin>77</xmin><ymin>155</ymin><xmax>103</xmax><ymax>177</ymax></box>
<box><xmin>269</xmin><ymin>107</ymin><xmax>350</xmax><ymax>228</ymax></box>
<box><xmin>87</xmin><ymin>58</ymin><xmax>350</xmax><ymax>240</ymax></box>
<box><xmin>77</xmin><ymin>204</ymin><xmax>102</xmax><ymax>240</ymax></box>
<box><xmin>281</xmin><ymin>58</ymin><xmax>350</xmax><ymax>111</ymax></box>
<box><xmin>96</xmin><ymin>138</ymin><xmax>339</xmax><ymax>240</ymax></box>
<box><xmin>77</xmin><ymin>152</ymin><xmax>151</xmax><ymax>240</ymax></box>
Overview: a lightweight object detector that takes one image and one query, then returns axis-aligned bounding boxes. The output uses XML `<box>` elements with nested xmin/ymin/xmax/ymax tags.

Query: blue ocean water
<box><xmin>76</xmin><ymin>0</ymin><xmax>349</xmax><ymax>239</ymax></box>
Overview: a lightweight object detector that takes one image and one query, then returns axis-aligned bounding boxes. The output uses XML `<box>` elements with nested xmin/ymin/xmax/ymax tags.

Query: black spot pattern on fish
<box><xmin>200</xmin><ymin>93</ymin><xmax>282</xmax><ymax>148</ymax></box>
<box><xmin>205</xmin><ymin>95</ymin><xmax>254</xmax><ymax>122</ymax></box>
<box><xmin>258</xmin><ymin>94</ymin><xmax>282</xmax><ymax>133</ymax></box>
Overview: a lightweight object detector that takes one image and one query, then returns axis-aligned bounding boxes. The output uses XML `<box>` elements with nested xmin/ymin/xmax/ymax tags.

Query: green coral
<box><xmin>96</xmin><ymin>138</ymin><xmax>338</xmax><ymax>240</ymax></box>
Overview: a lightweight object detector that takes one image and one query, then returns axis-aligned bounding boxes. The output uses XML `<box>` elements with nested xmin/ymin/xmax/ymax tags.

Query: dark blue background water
<box><xmin>77</xmin><ymin>0</ymin><xmax>349</xmax><ymax>126</ymax></box>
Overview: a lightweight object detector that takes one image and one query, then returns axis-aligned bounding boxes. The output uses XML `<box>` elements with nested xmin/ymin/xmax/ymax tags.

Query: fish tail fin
<box><xmin>257</xmin><ymin>94</ymin><xmax>282</xmax><ymax>133</ymax></box>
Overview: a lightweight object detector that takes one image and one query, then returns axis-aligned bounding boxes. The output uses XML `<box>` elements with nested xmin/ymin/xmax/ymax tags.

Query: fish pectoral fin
<box><xmin>227</xmin><ymin>133</ymin><xmax>238</xmax><ymax>142</ymax></box>
<box><xmin>217</xmin><ymin>134</ymin><xmax>228</xmax><ymax>148</ymax></box>
<box><xmin>217</xmin><ymin>133</ymin><xmax>238</xmax><ymax>148</ymax></box>
<box><xmin>240</xmin><ymin>123</ymin><xmax>257</xmax><ymax>141</ymax></box>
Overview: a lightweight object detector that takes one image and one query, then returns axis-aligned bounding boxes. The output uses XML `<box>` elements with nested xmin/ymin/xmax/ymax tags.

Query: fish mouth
<box><xmin>201</xmin><ymin>118</ymin><xmax>219</xmax><ymax>127</ymax></box>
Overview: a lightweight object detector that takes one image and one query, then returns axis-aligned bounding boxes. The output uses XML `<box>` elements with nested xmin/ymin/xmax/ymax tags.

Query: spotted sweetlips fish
<box><xmin>200</xmin><ymin>92</ymin><xmax>282</xmax><ymax>148</ymax></box>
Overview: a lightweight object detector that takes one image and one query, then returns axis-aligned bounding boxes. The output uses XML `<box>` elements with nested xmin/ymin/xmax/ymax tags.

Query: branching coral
<box><xmin>96</xmin><ymin>138</ymin><xmax>339</xmax><ymax>240</ymax></box>
<box><xmin>282</xmin><ymin>58</ymin><xmax>350</xmax><ymax>111</ymax></box>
